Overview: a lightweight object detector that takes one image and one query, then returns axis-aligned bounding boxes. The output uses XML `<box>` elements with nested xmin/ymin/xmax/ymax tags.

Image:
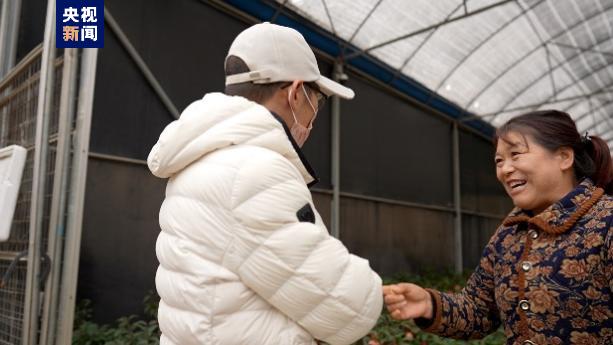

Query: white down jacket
<box><xmin>148</xmin><ymin>93</ymin><xmax>382</xmax><ymax>345</ymax></box>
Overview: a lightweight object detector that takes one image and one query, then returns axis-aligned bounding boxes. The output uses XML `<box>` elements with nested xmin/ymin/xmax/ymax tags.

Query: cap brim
<box><xmin>315</xmin><ymin>75</ymin><xmax>355</xmax><ymax>99</ymax></box>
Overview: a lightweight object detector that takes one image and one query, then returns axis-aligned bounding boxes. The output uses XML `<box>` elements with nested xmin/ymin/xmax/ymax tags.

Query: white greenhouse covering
<box><xmin>278</xmin><ymin>0</ymin><xmax>613</xmax><ymax>147</ymax></box>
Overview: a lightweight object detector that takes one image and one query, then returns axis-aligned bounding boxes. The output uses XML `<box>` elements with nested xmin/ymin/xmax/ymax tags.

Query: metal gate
<box><xmin>0</xmin><ymin>45</ymin><xmax>51</xmax><ymax>345</ymax></box>
<box><xmin>0</xmin><ymin>1</ymin><xmax>98</xmax><ymax>343</ymax></box>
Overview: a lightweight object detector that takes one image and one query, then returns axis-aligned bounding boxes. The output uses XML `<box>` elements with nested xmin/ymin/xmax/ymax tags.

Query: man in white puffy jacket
<box><xmin>147</xmin><ymin>22</ymin><xmax>383</xmax><ymax>345</ymax></box>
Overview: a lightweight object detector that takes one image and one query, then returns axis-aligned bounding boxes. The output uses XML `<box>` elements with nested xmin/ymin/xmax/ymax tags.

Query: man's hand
<box><xmin>382</xmin><ymin>283</ymin><xmax>433</xmax><ymax>320</ymax></box>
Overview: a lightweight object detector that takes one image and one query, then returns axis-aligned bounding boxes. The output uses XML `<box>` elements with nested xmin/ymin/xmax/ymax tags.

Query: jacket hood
<box><xmin>147</xmin><ymin>93</ymin><xmax>317</xmax><ymax>185</ymax></box>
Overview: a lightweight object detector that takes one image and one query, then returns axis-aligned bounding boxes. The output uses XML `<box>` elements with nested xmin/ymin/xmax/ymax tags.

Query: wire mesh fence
<box><xmin>0</xmin><ymin>46</ymin><xmax>65</xmax><ymax>345</ymax></box>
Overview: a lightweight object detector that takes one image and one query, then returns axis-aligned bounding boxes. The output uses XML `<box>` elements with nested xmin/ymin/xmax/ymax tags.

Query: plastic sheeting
<box><xmin>278</xmin><ymin>0</ymin><xmax>613</xmax><ymax>147</ymax></box>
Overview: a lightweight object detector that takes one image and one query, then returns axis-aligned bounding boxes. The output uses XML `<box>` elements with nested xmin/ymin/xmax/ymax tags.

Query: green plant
<box><xmin>73</xmin><ymin>273</ymin><xmax>506</xmax><ymax>345</ymax></box>
<box><xmin>73</xmin><ymin>291</ymin><xmax>161</xmax><ymax>345</ymax></box>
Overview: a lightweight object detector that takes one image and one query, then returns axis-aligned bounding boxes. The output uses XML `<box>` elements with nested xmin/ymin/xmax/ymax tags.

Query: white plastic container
<box><xmin>0</xmin><ymin>145</ymin><xmax>27</xmax><ymax>241</ymax></box>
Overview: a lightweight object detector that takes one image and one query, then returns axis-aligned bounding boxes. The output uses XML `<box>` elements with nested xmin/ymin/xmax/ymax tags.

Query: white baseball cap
<box><xmin>225</xmin><ymin>22</ymin><xmax>355</xmax><ymax>99</ymax></box>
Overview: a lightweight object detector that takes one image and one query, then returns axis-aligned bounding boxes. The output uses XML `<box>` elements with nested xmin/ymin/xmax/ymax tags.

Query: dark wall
<box><xmin>89</xmin><ymin>30</ymin><xmax>171</xmax><ymax>160</ymax></box>
<box><xmin>342</xmin><ymin>74</ymin><xmax>453</xmax><ymax>206</ymax></box>
<box><xmin>462</xmin><ymin>214</ymin><xmax>502</xmax><ymax>270</ymax></box>
<box><xmin>339</xmin><ymin>196</ymin><xmax>456</xmax><ymax>275</ymax></box>
<box><xmin>15</xmin><ymin>0</ymin><xmax>47</xmax><ymax>61</ymax></box>
<box><xmin>102</xmin><ymin>0</ymin><xmax>240</xmax><ymax>111</ymax></box>
<box><xmin>79</xmin><ymin>158</ymin><xmax>165</xmax><ymax>323</ymax></box>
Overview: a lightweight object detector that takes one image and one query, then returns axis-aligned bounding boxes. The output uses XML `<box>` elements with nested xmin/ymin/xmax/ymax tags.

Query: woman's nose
<box><xmin>500</xmin><ymin>160</ymin><xmax>515</xmax><ymax>174</ymax></box>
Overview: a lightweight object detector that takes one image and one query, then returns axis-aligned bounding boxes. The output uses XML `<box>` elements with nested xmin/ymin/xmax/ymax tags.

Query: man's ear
<box><xmin>286</xmin><ymin>81</ymin><xmax>304</xmax><ymax>111</ymax></box>
<box><xmin>557</xmin><ymin>146</ymin><xmax>575</xmax><ymax>171</ymax></box>
<box><xmin>289</xmin><ymin>80</ymin><xmax>304</xmax><ymax>101</ymax></box>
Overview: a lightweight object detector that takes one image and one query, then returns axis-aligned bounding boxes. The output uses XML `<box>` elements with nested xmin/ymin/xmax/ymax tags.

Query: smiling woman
<box><xmin>494</xmin><ymin>131</ymin><xmax>576</xmax><ymax>215</ymax></box>
<box><xmin>495</xmin><ymin>110</ymin><xmax>613</xmax><ymax>198</ymax></box>
<box><xmin>383</xmin><ymin>111</ymin><xmax>613</xmax><ymax>344</ymax></box>
<box><xmin>494</xmin><ymin>110</ymin><xmax>613</xmax><ymax>214</ymax></box>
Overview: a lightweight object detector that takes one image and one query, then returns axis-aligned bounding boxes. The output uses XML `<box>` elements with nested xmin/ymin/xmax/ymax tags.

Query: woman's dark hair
<box><xmin>495</xmin><ymin>110</ymin><xmax>613</xmax><ymax>194</ymax></box>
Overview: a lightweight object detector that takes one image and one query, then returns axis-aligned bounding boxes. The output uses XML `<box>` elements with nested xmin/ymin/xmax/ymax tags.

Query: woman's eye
<box><xmin>511</xmin><ymin>151</ymin><xmax>522</xmax><ymax>157</ymax></box>
<box><xmin>495</xmin><ymin>158</ymin><xmax>503</xmax><ymax>165</ymax></box>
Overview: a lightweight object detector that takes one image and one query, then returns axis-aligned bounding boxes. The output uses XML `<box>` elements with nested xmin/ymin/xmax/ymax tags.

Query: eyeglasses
<box><xmin>305</xmin><ymin>83</ymin><xmax>328</xmax><ymax>110</ymax></box>
<box><xmin>280</xmin><ymin>82</ymin><xmax>328</xmax><ymax>110</ymax></box>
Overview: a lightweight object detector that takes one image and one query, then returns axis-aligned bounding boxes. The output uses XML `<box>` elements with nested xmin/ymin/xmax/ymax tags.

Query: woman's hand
<box><xmin>382</xmin><ymin>283</ymin><xmax>433</xmax><ymax>320</ymax></box>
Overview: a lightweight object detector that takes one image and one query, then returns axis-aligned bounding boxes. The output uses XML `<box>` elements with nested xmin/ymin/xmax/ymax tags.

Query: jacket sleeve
<box><xmin>418</xmin><ymin>228</ymin><xmax>502</xmax><ymax>339</ymax></box>
<box><xmin>224</xmin><ymin>152</ymin><xmax>382</xmax><ymax>345</ymax></box>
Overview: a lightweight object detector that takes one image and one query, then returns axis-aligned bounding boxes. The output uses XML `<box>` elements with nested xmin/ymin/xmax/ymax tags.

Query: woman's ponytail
<box><xmin>585</xmin><ymin>135</ymin><xmax>613</xmax><ymax>194</ymax></box>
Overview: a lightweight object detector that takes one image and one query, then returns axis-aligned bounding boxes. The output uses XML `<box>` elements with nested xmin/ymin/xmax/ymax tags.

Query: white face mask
<box><xmin>288</xmin><ymin>85</ymin><xmax>317</xmax><ymax>147</ymax></box>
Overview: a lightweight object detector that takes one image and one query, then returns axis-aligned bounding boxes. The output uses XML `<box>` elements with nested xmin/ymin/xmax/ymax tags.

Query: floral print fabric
<box><xmin>422</xmin><ymin>179</ymin><xmax>612</xmax><ymax>344</ymax></box>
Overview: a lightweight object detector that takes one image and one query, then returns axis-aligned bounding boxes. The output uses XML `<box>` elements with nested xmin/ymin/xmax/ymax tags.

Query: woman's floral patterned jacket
<box><xmin>419</xmin><ymin>179</ymin><xmax>612</xmax><ymax>345</ymax></box>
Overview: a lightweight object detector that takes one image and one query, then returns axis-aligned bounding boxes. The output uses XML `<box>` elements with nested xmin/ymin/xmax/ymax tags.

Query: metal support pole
<box><xmin>104</xmin><ymin>7</ymin><xmax>180</xmax><ymax>120</ymax></box>
<box><xmin>0</xmin><ymin>0</ymin><xmax>22</xmax><ymax>77</ymax></box>
<box><xmin>23</xmin><ymin>0</ymin><xmax>55</xmax><ymax>343</ymax></box>
<box><xmin>39</xmin><ymin>48</ymin><xmax>79</xmax><ymax>345</ymax></box>
<box><xmin>331</xmin><ymin>62</ymin><xmax>343</xmax><ymax>239</ymax></box>
<box><xmin>452</xmin><ymin>122</ymin><xmax>463</xmax><ymax>273</ymax></box>
<box><xmin>0</xmin><ymin>0</ymin><xmax>22</xmax><ymax>147</ymax></box>
<box><xmin>56</xmin><ymin>47</ymin><xmax>98</xmax><ymax>345</ymax></box>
